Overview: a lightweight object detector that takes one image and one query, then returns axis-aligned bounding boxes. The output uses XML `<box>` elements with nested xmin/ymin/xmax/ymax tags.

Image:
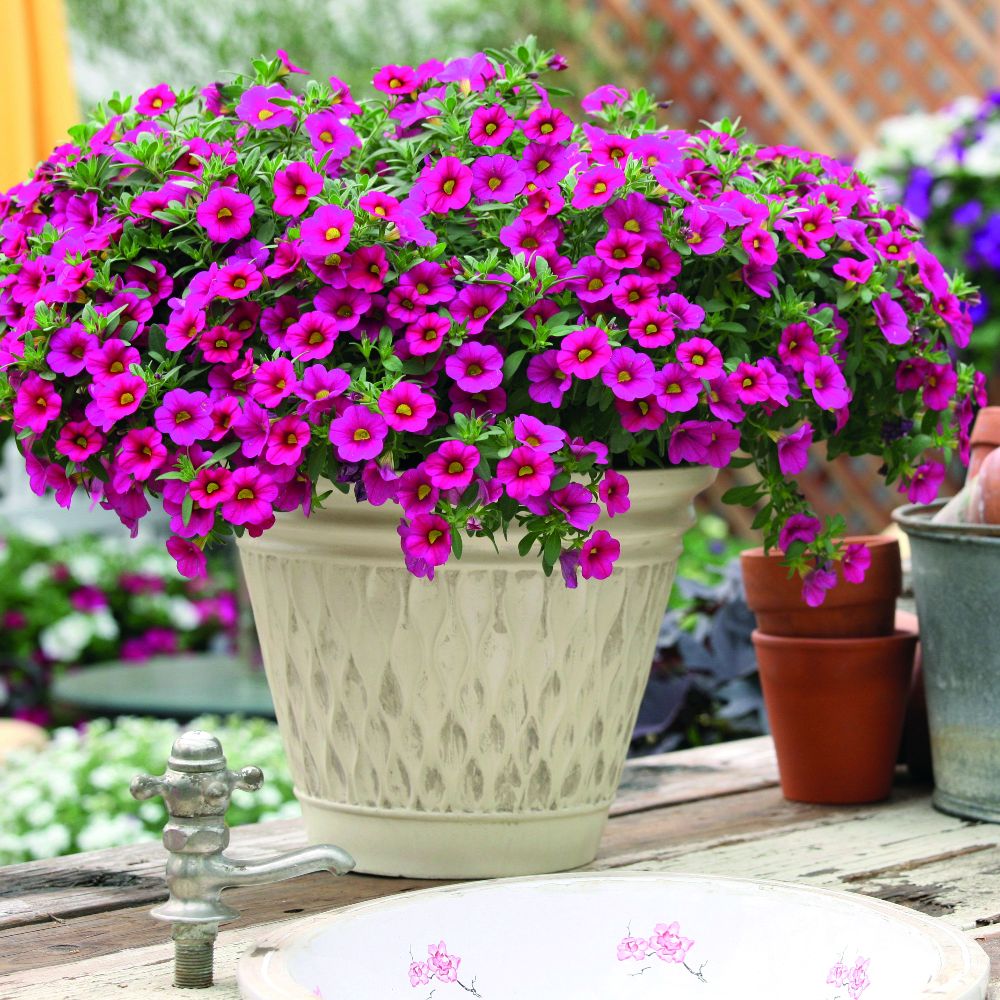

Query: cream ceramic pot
<box><xmin>238</xmin><ymin>466</ymin><xmax>715</xmax><ymax>878</ymax></box>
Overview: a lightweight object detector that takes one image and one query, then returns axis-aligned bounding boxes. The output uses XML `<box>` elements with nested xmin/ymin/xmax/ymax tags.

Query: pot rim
<box><xmin>740</xmin><ymin>533</ymin><xmax>898</xmax><ymax>561</ymax></box>
<box><xmin>892</xmin><ymin>502</ymin><xmax>1000</xmax><ymax>541</ymax></box>
<box><xmin>751</xmin><ymin>627</ymin><xmax>917</xmax><ymax>649</ymax></box>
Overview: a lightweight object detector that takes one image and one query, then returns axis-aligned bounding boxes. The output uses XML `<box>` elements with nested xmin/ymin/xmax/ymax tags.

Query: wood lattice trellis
<box><xmin>576</xmin><ymin>0</ymin><xmax>998</xmax><ymax>156</ymax></box>
<box><xmin>567</xmin><ymin>0</ymin><xmax>990</xmax><ymax>535</ymax></box>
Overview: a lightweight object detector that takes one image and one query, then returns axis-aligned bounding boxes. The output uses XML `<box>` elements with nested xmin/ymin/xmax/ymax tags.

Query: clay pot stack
<box><xmin>741</xmin><ymin>536</ymin><xmax>915</xmax><ymax>805</ymax></box>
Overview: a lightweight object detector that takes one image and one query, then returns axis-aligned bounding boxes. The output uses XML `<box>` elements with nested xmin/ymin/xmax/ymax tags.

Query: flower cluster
<box><xmin>617</xmin><ymin>921</ymin><xmax>695</xmax><ymax>966</ymax></box>
<box><xmin>408</xmin><ymin>941</ymin><xmax>476</xmax><ymax>994</ymax></box>
<box><xmin>0</xmin><ymin>715</ymin><xmax>296</xmax><ymax>865</ymax></box>
<box><xmin>859</xmin><ymin>93</ymin><xmax>1000</xmax><ymax>375</ymax></box>
<box><xmin>827</xmin><ymin>954</ymin><xmax>871</xmax><ymax>999</ymax></box>
<box><xmin>0</xmin><ymin>524</ymin><xmax>236</xmax><ymax>724</ymax></box>
<box><xmin>0</xmin><ymin>39</ymin><xmax>982</xmax><ymax>597</ymax></box>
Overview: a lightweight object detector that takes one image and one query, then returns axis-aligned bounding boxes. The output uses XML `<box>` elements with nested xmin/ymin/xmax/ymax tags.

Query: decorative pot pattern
<box><xmin>238</xmin><ymin>466</ymin><xmax>715</xmax><ymax>877</ymax></box>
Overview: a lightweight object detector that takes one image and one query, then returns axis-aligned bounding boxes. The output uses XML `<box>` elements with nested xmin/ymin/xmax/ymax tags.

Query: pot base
<box><xmin>933</xmin><ymin>790</ymin><xmax>1000</xmax><ymax>824</ymax></box>
<box><xmin>297</xmin><ymin>789</ymin><xmax>608</xmax><ymax>878</ymax></box>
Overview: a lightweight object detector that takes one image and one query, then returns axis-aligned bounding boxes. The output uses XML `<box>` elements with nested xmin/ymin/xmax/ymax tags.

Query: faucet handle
<box><xmin>131</xmin><ymin>730</ymin><xmax>265</xmax><ymax>820</ymax></box>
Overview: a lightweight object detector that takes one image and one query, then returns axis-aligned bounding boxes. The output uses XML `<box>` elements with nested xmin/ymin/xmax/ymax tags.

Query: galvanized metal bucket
<box><xmin>893</xmin><ymin>502</ymin><xmax>1000</xmax><ymax>822</ymax></box>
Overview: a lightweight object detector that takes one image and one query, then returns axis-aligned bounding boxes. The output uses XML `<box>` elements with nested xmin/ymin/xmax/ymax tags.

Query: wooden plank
<box><xmin>612</xmin><ymin>736</ymin><xmax>778</xmax><ymax>816</ymax></box>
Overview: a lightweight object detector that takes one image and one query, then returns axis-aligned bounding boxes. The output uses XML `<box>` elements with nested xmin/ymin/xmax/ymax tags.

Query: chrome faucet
<box><xmin>131</xmin><ymin>730</ymin><xmax>355</xmax><ymax>988</ymax></box>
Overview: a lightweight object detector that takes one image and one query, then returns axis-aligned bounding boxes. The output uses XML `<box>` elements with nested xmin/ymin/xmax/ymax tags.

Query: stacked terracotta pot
<box><xmin>741</xmin><ymin>537</ymin><xmax>915</xmax><ymax>804</ymax></box>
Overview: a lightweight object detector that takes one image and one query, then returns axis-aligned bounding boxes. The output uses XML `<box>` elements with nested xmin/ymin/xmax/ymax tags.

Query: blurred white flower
<box><xmin>91</xmin><ymin>609</ymin><xmax>120</xmax><ymax>642</ymax></box>
<box><xmin>66</xmin><ymin>552</ymin><xmax>104</xmax><ymax>585</ymax></box>
<box><xmin>23</xmin><ymin>825</ymin><xmax>72</xmax><ymax>860</ymax></box>
<box><xmin>39</xmin><ymin>613</ymin><xmax>94</xmax><ymax>662</ymax></box>
<box><xmin>20</xmin><ymin>564</ymin><xmax>51</xmax><ymax>592</ymax></box>
<box><xmin>166</xmin><ymin>597</ymin><xmax>201</xmax><ymax>631</ymax></box>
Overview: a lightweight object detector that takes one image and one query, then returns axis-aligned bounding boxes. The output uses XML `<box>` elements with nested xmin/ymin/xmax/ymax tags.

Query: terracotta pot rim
<box><xmin>740</xmin><ymin>534</ymin><xmax>898</xmax><ymax>561</ymax></box>
<box><xmin>970</xmin><ymin>406</ymin><xmax>1000</xmax><ymax>446</ymax></box>
<box><xmin>751</xmin><ymin>628</ymin><xmax>917</xmax><ymax>649</ymax></box>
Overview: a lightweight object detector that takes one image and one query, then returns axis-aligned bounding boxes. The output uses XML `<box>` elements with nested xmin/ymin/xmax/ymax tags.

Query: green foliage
<box><xmin>0</xmin><ymin>715</ymin><xmax>295</xmax><ymax>864</ymax></box>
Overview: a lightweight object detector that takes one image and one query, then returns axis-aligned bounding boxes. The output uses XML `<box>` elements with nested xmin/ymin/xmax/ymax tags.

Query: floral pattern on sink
<box><xmin>408</xmin><ymin>941</ymin><xmax>481</xmax><ymax>996</ymax></box>
<box><xmin>617</xmin><ymin>920</ymin><xmax>707</xmax><ymax>983</ymax></box>
<box><xmin>827</xmin><ymin>953</ymin><xmax>871</xmax><ymax>998</ymax></box>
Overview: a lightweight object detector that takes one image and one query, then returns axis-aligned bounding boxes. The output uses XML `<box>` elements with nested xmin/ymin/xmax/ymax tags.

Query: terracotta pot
<box><xmin>754</xmin><ymin>628</ymin><xmax>917</xmax><ymax>804</ymax></box>
<box><xmin>740</xmin><ymin>535</ymin><xmax>901</xmax><ymax>638</ymax></box>
<box><xmin>976</xmin><ymin>447</ymin><xmax>1000</xmax><ymax>525</ymax></box>
<box><xmin>969</xmin><ymin>406</ymin><xmax>1000</xmax><ymax>479</ymax></box>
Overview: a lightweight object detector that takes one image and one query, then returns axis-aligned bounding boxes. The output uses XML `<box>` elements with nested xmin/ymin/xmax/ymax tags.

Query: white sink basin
<box><xmin>237</xmin><ymin>872</ymin><xmax>989</xmax><ymax>999</ymax></box>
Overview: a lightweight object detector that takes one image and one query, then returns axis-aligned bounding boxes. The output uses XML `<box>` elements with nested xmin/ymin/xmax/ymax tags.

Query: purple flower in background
<box><xmin>779</xmin><ymin>513</ymin><xmax>821</xmax><ymax>550</ymax></box>
<box><xmin>901</xmin><ymin>166</ymin><xmax>933</xmax><ymax>220</ymax></box>
<box><xmin>777</xmin><ymin>423</ymin><xmax>814</xmax><ymax>475</ymax></box>
<box><xmin>802</xmin><ymin>565</ymin><xmax>838</xmax><ymax>607</ymax></box>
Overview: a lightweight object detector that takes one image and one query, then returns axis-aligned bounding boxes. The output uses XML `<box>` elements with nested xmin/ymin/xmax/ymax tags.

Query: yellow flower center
<box><xmin>417</xmin><ymin>484</ymin><xmax>432</xmax><ymax>500</ymax></box>
<box><xmin>395</xmin><ymin>403</ymin><xmax>413</xmax><ymax>417</ymax></box>
<box><xmin>353</xmin><ymin>428</ymin><xmax>371</xmax><ymax>441</ymax></box>
<box><xmin>593</xmin><ymin>182</ymin><xmax>607</xmax><ymax>194</ymax></box>
<box><xmin>325</xmin><ymin>227</ymin><xmax>341</xmax><ymax>241</ymax></box>
<box><xmin>447</xmin><ymin>461</ymin><xmax>464</xmax><ymax>475</ymax></box>
<box><xmin>427</xmin><ymin>529</ymin><xmax>443</xmax><ymax>544</ymax></box>
<box><xmin>119</xmin><ymin>392</ymin><xmax>134</xmax><ymax>405</ymax></box>
<box><xmin>237</xmin><ymin>488</ymin><xmax>255</xmax><ymax>500</ymax></box>
<box><xmin>442</xmin><ymin>179</ymin><xmax>456</xmax><ymax>195</ymax></box>
<box><xmin>577</xmin><ymin>348</ymin><xmax>593</xmax><ymax>362</ymax></box>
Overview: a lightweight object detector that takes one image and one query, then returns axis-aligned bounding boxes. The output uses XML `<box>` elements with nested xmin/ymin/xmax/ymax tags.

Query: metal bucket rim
<box><xmin>892</xmin><ymin>501</ymin><xmax>1000</xmax><ymax>542</ymax></box>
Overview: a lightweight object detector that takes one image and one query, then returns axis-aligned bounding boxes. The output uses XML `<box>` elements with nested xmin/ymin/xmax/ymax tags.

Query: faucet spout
<box><xmin>210</xmin><ymin>843</ymin><xmax>355</xmax><ymax>890</ymax></box>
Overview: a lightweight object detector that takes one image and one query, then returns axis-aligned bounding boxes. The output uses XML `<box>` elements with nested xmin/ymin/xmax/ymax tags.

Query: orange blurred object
<box><xmin>1</xmin><ymin>0</ymin><xmax>78</xmax><ymax>190</ymax></box>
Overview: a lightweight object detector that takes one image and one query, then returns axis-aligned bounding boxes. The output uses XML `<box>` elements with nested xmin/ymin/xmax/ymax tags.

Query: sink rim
<box><xmin>237</xmin><ymin>870</ymin><xmax>990</xmax><ymax>1000</ymax></box>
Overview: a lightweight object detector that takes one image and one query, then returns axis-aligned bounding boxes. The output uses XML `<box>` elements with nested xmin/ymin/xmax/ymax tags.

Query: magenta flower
<box><xmin>136</xmin><ymin>84</ymin><xmax>176</xmax><ymax>116</ymax></box>
<box><xmin>922</xmin><ymin>363</ymin><xmax>958</xmax><ymax>411</ymax></box>
<box><xmin>14</xmin><ymin>372</ymin><xmax>61</xmax><ymax>434</ymax></box>
<box><xmin>601</xmin><ymin>347</ymin><xmax>655</xmax><ymax>400</ymax></box>
<box><xmin>469</xmin><ymin>105</ymin><xmax>515</xmax><ymax>146</ymax></box>
<box><xmin>676</xmin><ymin>337</ymin><xmax>724</xmax><ymax>380</ymax></box>
<box><xmin>329</xmin><ymin>405</ymin><xmax>388</xmax><ymax>462</ymax></box>
<box><xmin>347</xmin><ymin>246</ymin><xmax>389</xmax><ymax>293</ymax></box>
<box><xmin>315</xmin><ymin>286</ymin><xmax>370</xmax><ymax>332</ymax></box>
<box><xmin>802</xmin><ymin>566</ymin><xmax>838</xmax><ymax>607</ymax></box>
<box><xmin>902</xmin><ymin>461</ymin><xmax>946</xmax><ymax>504</ymax></box>
<box><xmin>165</xmin><ymin>304</ymin><xmax>206</xmax><ymax>352</ymax></box>
<box><xmin>380</xmin><ymin>382</ymin><xmax>435</xmax><ymax>432</ymax></box>
<box><xmin>778</xmin><ymin>322</ymin><xmax>820</xmax><ymax>372</ymax></box>
<box><xmin>445</xmin><ymin>342</ymin><xmax>504</xmax><ymax>391</ymax></box>
<box><xmin>778</xmin><ymin>513</ymin><xmax>822</xmax><ymax>550</ymax></box>
<box><xmin>296</xmin><ymin>364</ymin><xmax>350</xmax><ymax>420</ymax></box>
<box><xmin>214</xmin><ymin>260</ymin><xmax>261</xmax><ymax>299</ymax></box>
<box><xmin>372</xmin><ymin>64</ymin><xmax>418</xmax><ymax>95</ymax></box>
<box><xmin>616</xmin><ymin>395</ymin><xmax>666</xmax><ymax>431</ymax></box>
<box><xmin>56</xmin><ymin>419</ymin><xmax>103</xmax><ymax>462</ymax></box>
<box><xmin>266</xmin><ymin>415</ymin><xmax>311</xmax><ymax>466</ymax></box>
<box><xmin>166</xmin><ymin>537</ymin><xmax>208</xmax><ymax>580</ymax></box>
<box><xmin>425</xmin><ymin>440</ymin><xmax>480</xmax><ymax>490</ymax></box>
<box><xmin>251</xmin><ymin>358</ymin><xmax>297</xmax><ymax>407</ymax></box>
<box><xmin>628</xmin><ymin>308</ymin><xmax>675</xmax><ymax>348</ymax></box>
<box><xmin>684</xmin><ymin>205</ymin><xmax>727</xmax><ymax>255</ymax></box>
<box><xmin>190</xmin><ymin>466</ymin><xmax>235</xmax><ymax>509</ymax></box>
<box><xmin>741</xmin><ymin>226</ymin><xmax>778</xmax><ymax>266</ymax></box>
<box><xmin>303</xmin><ymin>112</ymin><xmax>360</xmax><ymax>160</ymax></box>
<box><xmin>117</xmin><ymin>427</ymin><xmax>167</xmax><ymax>481</ymax></box>
<box><xmin>873</xmin><ymin>292</ymin><xmax>914</xmax><ymax>350</ymax></box>
<box><xmin>397</xmin><ymin>466</ymin><xmax>439</xmax><ymax>515</ymax></box>
<box><xmin>400</xmin><ymin>262</ymin><xmax>456</xmax><ymax>305</ymax></box>
<box><xmin>155</xmin><ymin>388</ymin><xmax>212</xmax><ymax>446</ymax></box>
<box><xmin>654</xmin><ymin>363</ymin><xmax>700</xmax><ymax>413</ymax></box>
<box><xmin>571</xmin><ymin>165</ymin><xmax>625</xmax><ymax>209</ymax></box>
<box><xmin>551</xmin><ymin>483</ymin><xmax>601</xmax><ymax>530</ymax></box>
<box><xmin>557</xmin><ymin>327</ymin><xmax>611</xmax><ymax>379</ymax></box>
<box><xmin>300</xmin><ymin>205</ymin><xmax>354</xmax><ymax>260</ymax></box>
<box><xmin>84</xmin><ymin>338</ymin><xmax>140</xmax><ymax>380</ymax></box>
<box><xmin>612</xmin><ymin>275</ymin><xmax>658</xmax><ymax>315</ymax></box>
<box><xmin>196</xmin><ymin>188</ymin><xmax>255</xmax><ymax>243</ymax></box>
<box><xmin>595</xmin><ymin>229</ymin><xmax>644</xmax><ymax>270</ymax></box>
<box><xmin>422</xmin><ymin>157</ymin><xmax>473</xmax><ymax>214</ymax></box>
<box><xmin>803</xmin><ymin>356</ymin><xmax>851</xmax><ymax>410</ymax></box>
<box><xmin>199</xmin><ymin>325</ymin><xmax>245</xmax><ymax>365</ymax></box>
<box><xmin>599</xmin><ymin>469</ymin><xmax>630</xmax><ymax>516</ymax></box>
<box><xmin>513</xmin><ymin>414</ymin><xmax>565</xmax><ymax>453</ymax></box>
<box><xmin>742</xmin><ymin>262</ymin><xmax>778</xmax><ymax>297</ymax></box>
<box><xmin>580</xmin><ymin>529</ymin><xmax>620</xmax><ymax>580</ymax></box>
<box><xmin>703</xmin><ymin>420</ymin><xmax>741</xmax><ymax>467</ymax></box>
<box><xmin>233</xmin><ymin>400</ymin><xmax>271</xmax><ymax>459</ymax></box>
<box><xmin>497</xmin><ymin>445</ymin><xmax>556</xmax><ymax>500</ymax></box>
<box><xmin>581</xmin><ymin>84</ymin><xmax>629</xmax><ymax>113</ymax></box>
<box><xmin>833</xmin><ymin>256</ymin><xmax>874</xmax><ymax>284</ymax></box>
<box><xmin>285</xmin><ymin>311</ymin><xmax>339</xmax><ymax>361</ymax></box>
<box><xmin>527</xmin><ymin>349</ymin><xmax>573</xmax><ymax>407</ymax></box>
<box><xmin>236</xmin><ymin>85</ymin><xmax>297</xmax><ymax>130</ymax></box>
<box><xmin>221</xmin><ymin>467</ymin><xmax>278</xmax><ymax>526</ymax></box>
<box><xmin>471</xmin><ymin>154</ymin><xmax>526</xmax><ymax>203</ymax></box>
<box><xmin>450</xmin><ymin>284</ymin><xmax>508</xmax><ymax>334</ymax></box>
<box><xmin>405</xmin><ymin>313</ymin><xmax>450</xmax><ymax>356</ymax></box>
<box><xmin>729</xmin><ymin>362</ymin><xmax>770</xmax><ymax>404</ymax></box>
<box><xmin>661</xmin><ymin>293</ymin><xmax>705</xmax><ymax>331</ymax></box>
<box><xmin>668</xmin><ymin>421</ymin><xmax>711</xmax><ymax>465</ymax></box>
<box><xmin>524</xmin><ymin>104</ymin><xmax>573</xmax><ymax>142</ymax></box>
<box><xmin>842</xmin><ymin>542</ymin><xmax>871</xmax><ymax>585</ymax></box>
<box><xmin>777</xmin><ymin>422</ymin><xmax>814</xmax><ymax>475</ymax></box>
<box><xmin>272</xmin><ymin>161</ymin><xmax>323</xmax><ymax>217</ymax></box>
<box><xmin>48</xmin><ymin>324</ymin><xmax>96</xmax><ymax>376</ymax></box>
<box><xmin>402</xmin><ymin>514</ymin><xmax>452</xmax><ymax>567</ymax></box>
<box><xmin>90</xmin><ymin>373</ymin><xmax>146</xmax><ymax>426</ymax></box>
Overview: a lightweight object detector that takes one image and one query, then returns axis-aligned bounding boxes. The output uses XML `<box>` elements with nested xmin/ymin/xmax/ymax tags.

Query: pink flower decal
<box><xmin>406</xmin><ymin>941</ymin><xmax>479</xmax><ymax>994</ymax></box>
<box><xmin>827</xmin><ymin>953</ymin><xmax>871</xmax><ymax>998</ymax></box>
<box><xmin>617</xmin><ymin>921</ymin><xmax>705</xmax><ymax>982</ymax></box>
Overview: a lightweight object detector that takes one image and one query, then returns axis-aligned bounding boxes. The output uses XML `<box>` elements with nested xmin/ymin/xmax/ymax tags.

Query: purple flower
<box><xmin>470</xmin><ymin>154</ymin><xmax>526</xmax><ymax>203</ymax></box>
<box><xmin>777</xmin><ymin>423</ymin><xmax>814</xmax><ymax>475</ymax></box>
<box><xmin>803</xmin><ymin>356</ymin><xmax>851</xmax><ymax>410</ymax></box>
<box><xmin>551</xmin><ymin>483</ymin><xmax>601</xmax><ymax>530</ymax></box>
<box><xmin>778</xmin><ymin>513</ymin><xmax>821</xmax><ymax>550</ymax></box>
<box><xmin>237</xmin><ymin>85</ymin><xmax>297</xmax><ymax>130</ymax></box>
<box><xmin>580</xmin><ymin>529</ymin><xmax>620</xmax><ymax>580</ymax></box>
<box><xmin>155</xmin><ymin>388</ymin><xmax>212</xmax><ymax>446</ymax></box>
<box><xmin>872</xmin><ymin>293</ymin><xmax>912</xmax><ymax>345</ymax></box>
<box><xmin>842</xmin><ymin>542</ymin><xmax>871</xmax><ymax>585</ymax></box>
<box><xmin>196</xmin><ymin>188</ymin><xmax>255</xmax><ymax>243</ymax></box>
<box><xmin>802</xmin><ymin>566</ymin><xmax>838</xmax><ymax>607</ymax></box>
<box><xmin>902</xmin><ymin>462</ymin><xmax>946</xmax><ymax>504</ymax></box>
<box><xmin>329</xmin><ymin>406</ymin><xmax>388</xmax><ymax>462</ymax></box>
<box><xmin>421</xmin><ymin>157</ymin><xmax>473</xmax><ymax>214</ymax></box>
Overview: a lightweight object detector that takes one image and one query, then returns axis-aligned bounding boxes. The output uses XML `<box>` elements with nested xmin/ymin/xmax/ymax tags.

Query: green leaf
<box><xmin>720</xmin><ymin>484</ymin><xmax>762</xmax><ymax>506</ymax></box>
<box><xmin>542</xmin><ymin>532</ymin><xmax>561</xmax><ymax>570</ymax></box>
<box><xmin>181</xmin><ymin>492</ymin><xmax>194</xmax><ymax>527</ymax></box>
<box><xmin>502</xmin><ymin>349</ymin><xmax>526</xmax><ymax>381</ymax></box>
<box><xmin>517</xmin><ymin>533</ymin><xmax>536</xmax><ymax>557</ymax></box>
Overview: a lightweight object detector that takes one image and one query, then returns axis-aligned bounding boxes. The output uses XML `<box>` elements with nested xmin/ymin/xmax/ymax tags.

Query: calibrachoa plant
<box><xmin>859</xmin><ymin>93</ymin><xmax>1000</xmax><ymax>376</ymax></box>
<box><xmin>0</xmin><ymin>526</ymin><xmax>237</xmax><ymax>724</ymax></box>
<box><xmin>0</xmin><ymin>715</ymin><xmax>296</xmax><ymax>864</ymax></box>
<box><xmin>0</xmin><ymin>39</ymin><xmax>985</xmax><ymax>602</ymax></box>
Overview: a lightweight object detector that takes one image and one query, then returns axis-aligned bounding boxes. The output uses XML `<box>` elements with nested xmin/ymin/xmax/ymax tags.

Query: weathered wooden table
<box><xmin>2</xmin><ymin>736</ymin><xmax>999</xmax><ymax>997</ymax></box>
